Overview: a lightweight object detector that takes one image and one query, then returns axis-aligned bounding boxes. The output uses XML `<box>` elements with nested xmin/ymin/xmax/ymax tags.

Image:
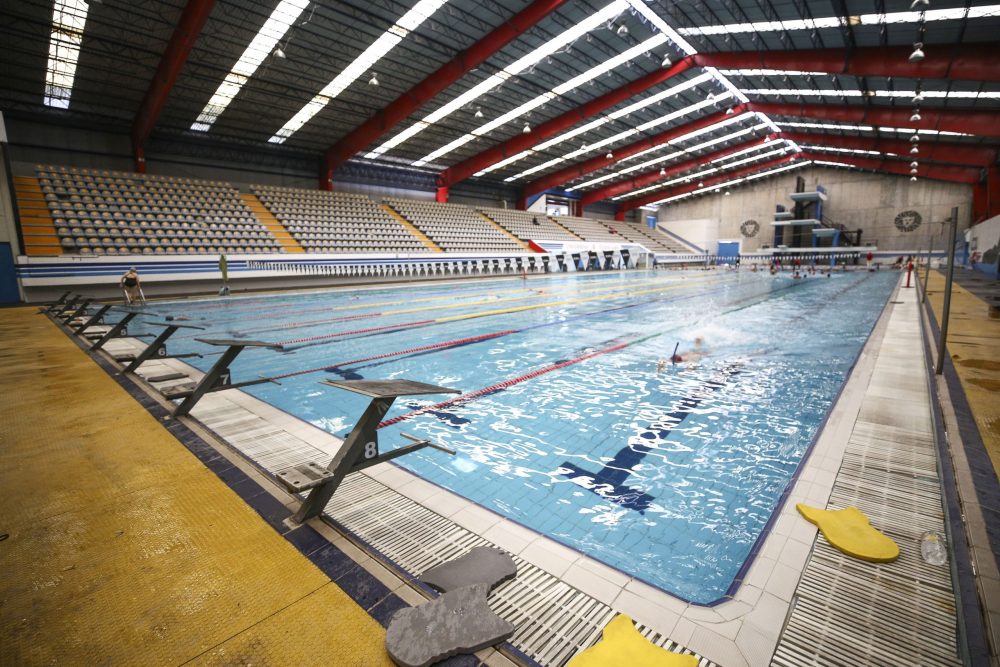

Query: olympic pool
<box><xmin>135</xmin><ymin>269</ymin><xmax>899</xmax><ymax>604</ymax></box>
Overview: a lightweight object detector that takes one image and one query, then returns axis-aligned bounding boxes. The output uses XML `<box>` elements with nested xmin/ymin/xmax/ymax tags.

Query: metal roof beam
<box><xmin>693</xmin><ymin>44</ymin><xmax>1000</xmax><ymax>81</ymax></box>
<box><xmin>748</xmin><ymin>101</ymin><xmax>1000</xmax><ymax>137</ymax></box>
<box><xmin>437</xmin><ymin>57</ymin><xmax>697</xmax><ymax>188</ymax></box>
<box><xmin>131</xmin><ymin>0</ymin><xmax>216</xmax><ymax>172</ymax></box>
<box><xmin>522</xmin><ymin>105</ymin><xmax>743</xmax><ymax>202</ymax></box>
<box><xmin>320</xmin><ymin>0</ymin><xmax>569</xmax><ymax>186</ymax></box>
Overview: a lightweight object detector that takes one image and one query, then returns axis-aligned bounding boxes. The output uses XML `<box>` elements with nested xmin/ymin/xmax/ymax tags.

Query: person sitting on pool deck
<box><xmin>120</xmin><ymin>267</ymin><xmax>142</xmax><ymax>304</ymax></box>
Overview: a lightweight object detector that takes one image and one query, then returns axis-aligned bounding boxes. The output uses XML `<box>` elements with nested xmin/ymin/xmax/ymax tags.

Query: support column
<box><xmin>435</xmin><ymin>186</ymin><xmax>449</xmax><ymax>203</ymax></box>
<box><xmin>614</xmin><ymin>209</ymin><xmax>625</xmax><ymax>222</ymax></box>
<box><xmin>319</xmin><ymin>157</ymin><xmax>333</xmax><ymax>191</ymax></box>
<box><xmin>133</xmin><ymin>145</ymin><xmax>146</xmax><ymax>174</ymax></box>
<box><xmin>973</xmin><ymin>182</ymin><xmax>988</xmax><ymax>223</ymax></box>
<box><xmin>988</xmin><ymin>166</ymin><xmax>1000</xmax><ymax>219</ymax></box>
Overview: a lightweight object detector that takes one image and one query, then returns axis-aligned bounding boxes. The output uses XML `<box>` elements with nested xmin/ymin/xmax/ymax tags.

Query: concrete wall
<box><xmin>657</xmin><ymin>166</ymin><xmax>973</xmax><ymax>253</ymax></box>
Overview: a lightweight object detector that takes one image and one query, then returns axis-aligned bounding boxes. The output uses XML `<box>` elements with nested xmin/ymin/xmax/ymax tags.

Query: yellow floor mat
<box><xmin>0</xmin><ymin>307</ymin><xmax>392</xmax><ymax>665</ymax></box>
<box><xmin>924</xmin><ymin>270</ymin><xmax>1000</xmax><ymax>477</ymax></box>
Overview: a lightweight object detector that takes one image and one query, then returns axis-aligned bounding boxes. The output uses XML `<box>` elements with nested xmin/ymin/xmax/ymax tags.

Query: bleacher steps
<box><xmin>381</xmin><ymin>204</ymin><xmax>443</xmax><ymax>252</ymax></box>
<box><xmin>13</xmin><ymin>176</ymin><xmax>61</xmax><ymax>256</ymax></box>
<box><xmin>477</xmin><ymin>212</ymin><xmax>532</xmax><ymax>251</ymax></box>
<box><xmin>240</xmin><ymin>194</ymin><xmax>305</xmax><ymax>253</ymax></box>
<box><xmin>545</xmin><ymin>216</ymin><xmax>583</xmax><ymax>240</ymax></box>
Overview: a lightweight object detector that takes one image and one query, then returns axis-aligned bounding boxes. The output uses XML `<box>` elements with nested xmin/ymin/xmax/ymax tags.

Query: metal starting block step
<box><xmin>113</xmin><ymin>353</ymin><xmax>137</xmax><ymax>363</ymax></box>
<box><xmin>276</xmin><ymin>461</ymin><xmax>336</xmax><ymax>493</ymax></box>
<box><xmin>160</xmin><ymin>383</ymin><xmax>197</xmax><ymax>399</ymax></box>
<box><xmin>144</xmin><ymin>372</ymin><xmax>188</xmax><ymax>383</ymax></box>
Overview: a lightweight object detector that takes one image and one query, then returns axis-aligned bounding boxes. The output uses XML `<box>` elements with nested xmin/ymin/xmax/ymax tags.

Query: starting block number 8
<box><xmin>364</xmin><ymin>441</ymin><xmax>378</xmax><ymax>460</ymax></box>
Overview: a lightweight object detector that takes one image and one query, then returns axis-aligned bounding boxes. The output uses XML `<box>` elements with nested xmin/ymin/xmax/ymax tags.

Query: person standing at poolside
<box><xmin>120</xmin><ymin>267</ymin><xmax>142</xmax><ymax>304</ymax></box>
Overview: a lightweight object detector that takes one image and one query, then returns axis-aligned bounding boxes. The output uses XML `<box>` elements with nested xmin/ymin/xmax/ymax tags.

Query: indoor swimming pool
<box><xmin>135</xmin><ymin>269</ymin><xmax>899</xmax><ymax>604</ymax></box>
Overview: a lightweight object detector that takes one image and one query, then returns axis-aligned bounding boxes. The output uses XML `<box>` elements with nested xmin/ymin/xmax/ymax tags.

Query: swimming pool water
<box><xmin>136</xmin><ymin>269</ymin><xmax>898</xmax><ymax>604</ymax></box>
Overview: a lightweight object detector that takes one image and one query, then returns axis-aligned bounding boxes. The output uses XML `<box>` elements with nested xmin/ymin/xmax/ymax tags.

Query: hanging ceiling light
<box><xmin>724</xmin><ymin>190</ymin><xmax>731</xmax><ymax>196</ymax></box>
<box><xmin>910</xmin><ymin>161</ymin><xmax>919</xmax><ymax>168</ymax></box>
<box><xmin>616</xmin><ymin>23</ymin><xmax>629</xmax><ymax>36</ymax></box>
<box><xmin>910</xmin><ymin>134</ymin><xmax>920</xmax><ymax>142</ymax></box>
<box><xmin>725</xmin><ymin>107</ymin><xmax>734</xmax><ymax>115</ymax></box>
<box><xmin>910</xmin><ymin>110</ymin><xmax>922</xmax><ymax>122</ymax></box>
<box><xmin>474</xmin><ymin>107</ymin><xmax>483</xmax><ymax>118</ymax></box>
<box><xmin>273</xmin><ymin>47</ymin><xmax>286</xmax><ymax>59</ymax></box>
<box><xmin>606</xmin><ymin>151</ymin><xmax>614</xmax><ymax>159</ymax></box>
<box><xmin>910</xmin><ymin>168</ymin><xmax>919</xmax><ymax>174</ymax></box>
<box><xmin>910</xmin><ymin>146</ymin><xmax>920</xmax><ymax>155</ymax></box>
<box><xmin>911</xmin><ymin>176</ymin><xmax>918</xmax><ymax>182</ymax></box>
<box><xmin>697</xmin><ymin>181</ymin><xmax>704</xmax><ymax>187</ymax></box>
<box><xmin>661</xmin><ymin>54</ymin><xmax>672</xmax><ymax>68</ymax></box>
<box><xmin>912</xmin><ymin>91</ymin><xmax>925</xmax><ymax>103</ymax></box>
<box><xmin>910</xmin><ymin>0</ymin><xmax>930</xmax><ymax>8</ymax></box>
<box><xmin>523</xmin><ymin>123</ymin><xmax>531</xmax><ymax>134</ymax></box>
<box><xmin>909</xmin><ymin>42</ymin><xmax>925</xmax><ymax>63</ymax></box>
<box><xmin>369</xmin><ymin>72</ymin><xmax>379</xmax><ymax>86</ymax></box>
<box><xmin>659</xmin><ymin>167</ymin><xmax>666</xmax><ymax>176</ymax></box>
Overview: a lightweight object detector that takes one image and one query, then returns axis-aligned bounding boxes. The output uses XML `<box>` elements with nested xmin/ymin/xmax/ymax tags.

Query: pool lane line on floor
<box><xmin>274</xmin><ymin>274</ymin><xmax>740</xmax><ymax>348</ymax></box>
<box><xmin>377</xmin><ymin>276</ymin><xmax>817</xmax><ymax>429</ymax></box>
<box><xmin>179</xmin><ymin>273</ymin><xmax>714</xmax><ymax>338</ymax></box>
<box><xmin>268</xmin><ymin>277</ymin><xmax>739</xmax><ymax>381</ymax></box>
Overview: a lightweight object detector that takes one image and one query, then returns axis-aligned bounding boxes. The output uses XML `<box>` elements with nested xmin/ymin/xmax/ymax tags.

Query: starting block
<box><xmin>281</xmin><ymin>379</ymin><xmax>459</xmax><ymax>523</ymax></box>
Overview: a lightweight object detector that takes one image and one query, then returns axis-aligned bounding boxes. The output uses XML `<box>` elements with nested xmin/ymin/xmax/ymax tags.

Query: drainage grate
<box><xmin>771</xmin><ymin>294</ymin><xmax>959</xmax><ymax>667</ymax></box>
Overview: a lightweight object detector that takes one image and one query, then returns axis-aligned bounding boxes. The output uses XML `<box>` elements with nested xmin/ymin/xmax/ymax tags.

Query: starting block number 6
<box><xmin>363</xmin><ymin>441</ymin><xmax>379</xmax><ymax>459</ymax></box>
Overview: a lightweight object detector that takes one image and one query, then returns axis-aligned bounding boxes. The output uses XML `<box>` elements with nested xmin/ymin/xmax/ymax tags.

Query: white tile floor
<box><xmin>98</xmin><ymin>273</ymin><xmax>960</xmax><ymax>666</ymax></box>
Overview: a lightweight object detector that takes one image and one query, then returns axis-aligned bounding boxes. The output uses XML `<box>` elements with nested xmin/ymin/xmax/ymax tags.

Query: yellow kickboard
<box><xmin>566</xmin><ymin>615</ymin><xmax>699</xmax><ymax>667</ymax></box>
<box><xmin>797</xmin><ymin>504</ymin><xmax>899</xmax><ymax>563</ymax></box>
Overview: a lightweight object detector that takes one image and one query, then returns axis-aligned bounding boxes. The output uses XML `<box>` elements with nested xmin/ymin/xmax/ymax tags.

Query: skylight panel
<box><xmin>191</xmin><ymin>0</ymin><xmax>309</xmax><ymax>132</ymax></box>
<box><xmin>648</xmin><ymin>161</ymin><xmax>808</xmax><ymax>206</ymax></box>
<box><xmin>780</xmin><ymin>121</ymin><xmax>970</xmax><ymax>137</ymax></box>
<box><xmin>44</xmin><ymin>0</ymin><xmax>89</xmax><ymax>109</ymax></box>
<box><xmin>612</xmin><ymin>145</ymin><xmax>789</xmax><ymax>199</ymax></box>
<box><xmin>813</xmin><ymin>160</ymin><xmax>857</xmax><ymax>168</ymax></box>
<box><xmin>268</xmin><ymin>0</ymin><xmax>450</xmax><ymax>143</ymax></box>
<box><xmin>502</xmin><ymin>95</ymin><xmax>732</xmax><ymax>183</ymax></box>
<box><xmin>411</xmin><ymin>35</ymin><xmax>668</xmax><ymax>167</ymax></box>
<box><xmin>566</xmin><ymin>123</ymin><xmax>768</xmax><ymax>191</ymax></box>
<box><xmin>802</xmin><ymin>145</ymin><xmax>892</xmax><ymax>158</ymax></box>
<box><xmin>742</xmin><ymin>88</ymin><xmax>1000</xmax><ymax>100</ymax></box>
<box><xmin>473</xmin><ymin>73</ymin><xmax>717</xmax><ymax>177</ymax></box>
<box><xmin>678</xmin><ymin>6</ymin><xmax>1000</xmax><ymax>35</ymax></box>
<box><xmin>365</xmin><ymin>0</ymin><xmax>631</xmax><ymax>159</ymax></box>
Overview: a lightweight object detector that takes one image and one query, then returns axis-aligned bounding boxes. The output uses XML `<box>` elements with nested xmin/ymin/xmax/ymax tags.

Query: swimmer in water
<box><xmin>671</xmin><ymin>337</ymin><xmax>708</xmax><ymax>366</ymax></box>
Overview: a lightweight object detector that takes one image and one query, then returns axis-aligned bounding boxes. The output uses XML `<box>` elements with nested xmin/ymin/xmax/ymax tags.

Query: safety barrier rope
<box><xmin>269</xmin><ymin>330</ymin><xmax>517</xmax><ymax>381</ymax></box>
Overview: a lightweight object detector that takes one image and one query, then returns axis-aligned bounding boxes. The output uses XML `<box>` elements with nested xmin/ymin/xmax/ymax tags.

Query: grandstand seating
<box><xmin>477</xmin><ymin>207</ymin><xmax>580</xmax><ymax>242</ymax></box>
<box><xmin>385</xmin><ymin>198</ymin><xmax>526</xmax><ymax>253</ymax></box>
<box><xmin>37</xmin><ymin>165</ymin><xmax>282</xmax><ymax>255</ymax></box>
<box><xmin>253</xmin><ymin>186</ymin><xmax>428</xmax><ymax>253</ymax></box>
<box><xmin>602</xmin><ymin>219</ymin><xmax>687</xmax><ymax>253</ymax></box>
<box><xmin>547</xmin><ymin>215</ymin><xmax>618</xmax><ymax>242</ymax></box>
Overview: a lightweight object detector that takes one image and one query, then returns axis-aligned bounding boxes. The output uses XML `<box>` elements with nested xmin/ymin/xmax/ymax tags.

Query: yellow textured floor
<box><xmin>0</xmin><ymin>307</ymin><xmax>393</xmax><ymax>665</ymax></box>
<box><xmin>925</xmin><ymin>271</ymin><xmax>1000</xmax><ymax>477</ymax></box>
